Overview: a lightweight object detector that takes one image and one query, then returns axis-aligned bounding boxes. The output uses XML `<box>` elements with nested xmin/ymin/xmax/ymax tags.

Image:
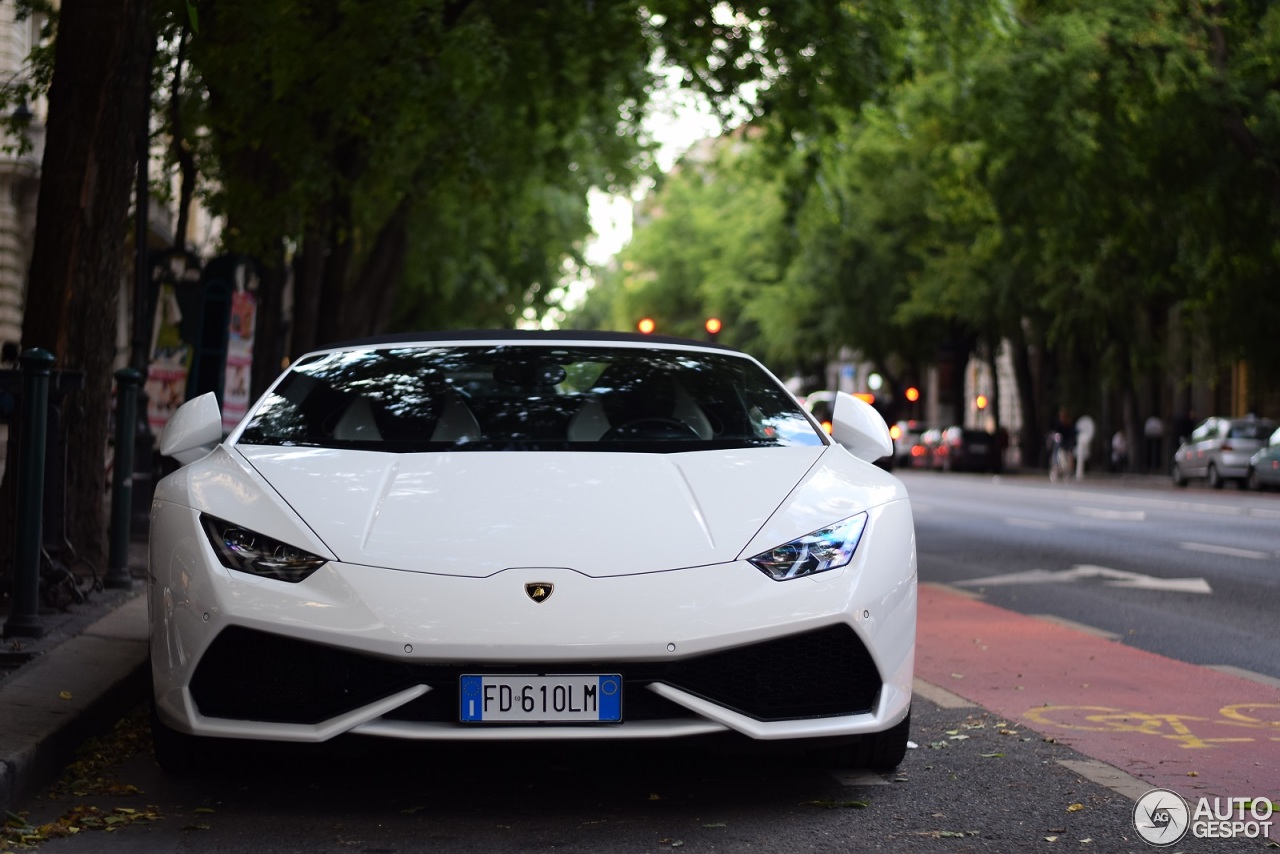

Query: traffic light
<box><xmin>637</xmin><ymin>317</ymin><xmax>655</xmax><ymax>334</ymax></box>
<box><xmin>704</xmin><ymin>317</ymin><xmax>721</xmax><ymax>342</ymax></box>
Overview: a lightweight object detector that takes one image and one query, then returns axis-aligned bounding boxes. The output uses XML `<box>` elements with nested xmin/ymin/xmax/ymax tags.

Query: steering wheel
<box><xmin>603</xmin><ymin>417</ymin><xmax>700</xmax><ymax>440</ymax></box>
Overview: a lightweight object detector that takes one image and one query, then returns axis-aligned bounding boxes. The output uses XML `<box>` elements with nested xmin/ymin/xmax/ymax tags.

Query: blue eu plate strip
<box><xmin>460</xmin><ymin>675</ymin><xmax>483</xmax><ymax>721</ymax></box>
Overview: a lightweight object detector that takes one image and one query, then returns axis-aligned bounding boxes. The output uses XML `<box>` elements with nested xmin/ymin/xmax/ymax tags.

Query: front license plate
<box><xmin>459</xmin><ymin>674</ymin><xmax>622</xmax><ymax>723</ymax></box>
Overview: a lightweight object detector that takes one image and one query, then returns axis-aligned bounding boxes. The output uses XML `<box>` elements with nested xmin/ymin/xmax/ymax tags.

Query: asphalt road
<box><xmin>904</xmin><ymin>470</ymin><xmax>1280</xmax><ymax>679</ymax></box>
<box><xmin>7</xmin><ymin>470</ymin><xmax>1278</xmax><ymax>852</ymax></box>
<box><xmin>12</xmin><ymin>697</ymin><xmax>1271</xmax><ymax>853</ymax></box>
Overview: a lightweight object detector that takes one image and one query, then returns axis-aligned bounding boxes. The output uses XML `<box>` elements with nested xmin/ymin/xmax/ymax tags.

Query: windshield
<box><xmin>236</xmin><ymin>344</ymin><xmax>824</xmax><ymax>453</ymax></box>
<box><xmin>1228</xmin><ymin>421</ymin><xmax>1276</xmax><ymax>440</ymax></box>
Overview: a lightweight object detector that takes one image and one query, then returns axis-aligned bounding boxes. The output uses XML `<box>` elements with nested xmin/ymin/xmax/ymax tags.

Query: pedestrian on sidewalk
<box><xmin>1074</xmin><ymin>413</ymin><xmax>1095</xmax><ymax>480</ymax></box>
<box><xmin>1110</xmin><ymin>429</ymin><xmax>1129</xmax><ymax>473</ymax></box>
<box><xmin>1143</xmin><ymin>414</ymin><xmax>1164</xmax><ymax>473</ymax></box>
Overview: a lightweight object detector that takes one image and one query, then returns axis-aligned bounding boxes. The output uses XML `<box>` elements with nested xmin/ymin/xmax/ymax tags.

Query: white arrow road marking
<box><xmin>957</xmin><ymin>564</ymin><xmax>1212</xmax><ymax>594</ymax></box>
<box><xmin>1179</xmin><ymin>542</ymin><xmax>1270</xmax><ymax>561</ymax></box>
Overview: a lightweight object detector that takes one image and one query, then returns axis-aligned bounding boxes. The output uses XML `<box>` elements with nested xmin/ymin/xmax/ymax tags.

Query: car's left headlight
<box><xmin>200</xmin><ymin>514</ymin><xmax>328</xmax><ymax>583</ymax></box>
<box><xmin>748</xmin><ymin>513</ymin><xmax>868</xmax><ymax>581</ymax></box>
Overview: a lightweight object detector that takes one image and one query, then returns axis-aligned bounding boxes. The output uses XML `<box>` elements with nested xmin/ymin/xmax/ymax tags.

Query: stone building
<box><xmin>0</xmin><ymin>6</ymin><xmax>42</xmax><ymax>359</ymax></box>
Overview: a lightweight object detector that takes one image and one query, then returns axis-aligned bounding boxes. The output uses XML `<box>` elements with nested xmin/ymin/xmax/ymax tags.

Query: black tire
<box><xmin>1172</xmin><ymin>463</ymin><xmax>1187</xmax><ymax>487</ymax></box>
<box><xmin>1208</xmin><ymin>463</ymin><xmax>1223</xmax><ymax>489</ymax></box>
<box><xmin>1247</xmin><ymin>467</ymin><xmax>1262</xmax><ymax>492</ymax></box>
<box><xmin>829</xmin><ymin>711</ymin><xmax>911</xmax><ymax>773</ymax></box>
<box><xmin>150</xmin><ymin>695</ymin><xmax>205</xmax><ymax>775</ymax></box>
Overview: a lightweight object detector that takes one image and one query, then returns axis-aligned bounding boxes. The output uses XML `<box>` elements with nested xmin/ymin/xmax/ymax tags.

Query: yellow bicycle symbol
<box><xmin>1023</xmin><ymin>704</ymin><xmax>1280</xmax><ymax>749</ymax></box>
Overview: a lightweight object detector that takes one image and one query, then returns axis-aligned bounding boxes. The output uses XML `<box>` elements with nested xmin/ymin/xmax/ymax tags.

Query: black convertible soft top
<box><xmin>322</xmin><ymin>328</ymin><xmax>735</xmax><ymax>352</ymax></box>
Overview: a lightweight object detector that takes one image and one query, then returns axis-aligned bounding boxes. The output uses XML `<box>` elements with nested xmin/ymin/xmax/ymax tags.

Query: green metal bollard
<box><xmin>3</xmin><ymin>348</ymin><xmax>55</xmax><ymax>639</ymax></box>
<box><xmin>106</xmin><ymin>367</ymin><xmax>144</xmax><ymax>589</ymax></box>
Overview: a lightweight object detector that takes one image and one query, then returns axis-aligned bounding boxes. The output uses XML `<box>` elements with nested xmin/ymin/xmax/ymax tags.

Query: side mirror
<box><xmin>830</xmin><ymin>391</ymin><xmax>893</xmax><ymax>462</ymax></box>
<box><xmin>159</xmin><ymin>392</ymin><xmax>223</xmax><ymax>465</ymax></box>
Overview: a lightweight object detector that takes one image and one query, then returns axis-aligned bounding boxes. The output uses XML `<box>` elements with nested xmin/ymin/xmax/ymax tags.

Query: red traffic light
<box><xmin>637</xmin><ymin>318</ymin><xmax>655</xmax><ymax>334</ymax></box>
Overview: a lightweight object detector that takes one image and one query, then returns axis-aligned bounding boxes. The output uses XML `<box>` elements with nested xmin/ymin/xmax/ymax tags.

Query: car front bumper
<box><xmin>149</xmin><ymin>499</ymin><xmax>916</xmax><ymax>746</ymax></box>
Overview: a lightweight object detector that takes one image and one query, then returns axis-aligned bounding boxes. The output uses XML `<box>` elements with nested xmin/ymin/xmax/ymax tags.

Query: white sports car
<box><xmin>149</xmin><ymin>331</ymin><xmax>916</xmax><ymax>772</ymax></box>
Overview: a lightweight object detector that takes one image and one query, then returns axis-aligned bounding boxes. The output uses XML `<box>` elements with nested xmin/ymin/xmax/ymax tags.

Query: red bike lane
<box><xmin>914</xmin><ymin>583</ymin><xmax>1280</xmax><ymax>802</ymax></box>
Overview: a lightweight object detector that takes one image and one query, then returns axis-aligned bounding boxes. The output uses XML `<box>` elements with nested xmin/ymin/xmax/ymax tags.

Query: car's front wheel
<box><xmin>1207</xmin><ymin>463</ymin><xmax>1223</xmax><ymax>489</ymax></box>
<box><xmin>1171</xmin><ymin>463</ymin><xmax>1187</xmax><ymax>487</ymax></box>
<box><xmin>150</xmin><ymin>695</ymin><xmax>205</xmax><ymax>775</ymax></box>
<box><xmin>829</xmin><ymin>711</ymin><xmax>911</xmax><ymax>773</ymax></box>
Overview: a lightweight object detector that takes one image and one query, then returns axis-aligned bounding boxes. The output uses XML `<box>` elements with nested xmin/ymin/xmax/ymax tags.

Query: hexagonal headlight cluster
<box><xmin>200</xmin><ymin>514</ymin><xmax>327</xmax><ymax>583</ymax></box>
<box><xmin>748</xmin><ymin>513</ymin><xmax>868</xmax><ymax>581</ymax></box>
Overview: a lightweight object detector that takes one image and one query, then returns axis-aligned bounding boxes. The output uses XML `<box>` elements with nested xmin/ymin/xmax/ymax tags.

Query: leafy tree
<box><xmin>603</xmin><ymin>137</ymin><xmax>786</xmax><ymax>351</ymax></box>
<box><xmin>6</xmin><ymin>0</ymin><xmax>153</xmax><ymax>577</ymax></box>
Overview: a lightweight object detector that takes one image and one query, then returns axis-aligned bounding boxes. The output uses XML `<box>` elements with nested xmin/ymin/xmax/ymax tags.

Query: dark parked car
<box><xmin>932</xmin><ymin>426</ymin><xmax>1002</xmax><ymax>473</ymax></box>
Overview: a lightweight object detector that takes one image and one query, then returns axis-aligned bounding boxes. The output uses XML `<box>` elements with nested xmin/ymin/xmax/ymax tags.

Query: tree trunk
<box><xmin>249</xmin><ymin>244</ymin><xmax>289</xmax><ymax>399</ymax></box>
<box><xmin>1009</xmin><ymin>321</ymin><xmax>1041</xmax><ymax>469</ymax></box>
<box><xmin>12</xmin><ymin>0</ymin><xmax>153</xmax><ymax>576</ymax></box>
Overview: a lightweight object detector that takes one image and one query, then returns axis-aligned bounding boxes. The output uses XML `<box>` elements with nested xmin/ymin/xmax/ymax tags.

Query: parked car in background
<box><xmin>931</xmin><ymin>426</ymin><xmax>1003</xmax><ymax>473</ymax></box>
<box><xmin>913</xmin><ymin>427</ymin><xmax>945</xmax><ymax>469</ymax></box>
<box><xmin>1247</xmin><ymin>425</ymin><xmax>1280</xmax><ymax>491</ymax></box>
<box><xmin>891</xmin><ymin>420</ymin><xmax>926</xmax><ymax>468</ymax></box>
<box><xmin>804</xmin><ymin>390</ymin><xmax>894</xmax><ymax>471</ymax></box>
<box><xmin>1172</xmin><ymin>415</ymin><xmax>1277</xmax><ymax>489</ymax></box>
<box><xmin>149</xmin><ymin>333</ymin><xmax>916</xmax><ymax>774</ymax></box>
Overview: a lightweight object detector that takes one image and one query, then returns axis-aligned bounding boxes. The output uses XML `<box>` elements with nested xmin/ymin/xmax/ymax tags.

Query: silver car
<box><xmin>1172</xmin><ymin>415</ymin><xmax>1278</xmax><ymax>489</ymax></box>
<box><xmin>1247</xmin><ymin>426</ymin><xmax>1280</xmax><ymax>491</ymax></box>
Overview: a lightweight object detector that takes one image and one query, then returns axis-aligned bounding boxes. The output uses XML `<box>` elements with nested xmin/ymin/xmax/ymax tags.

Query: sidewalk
<box><xmin>0</xmin><ymin>540</ymin><xmax>149</xmax><ymax>814</ymax></box>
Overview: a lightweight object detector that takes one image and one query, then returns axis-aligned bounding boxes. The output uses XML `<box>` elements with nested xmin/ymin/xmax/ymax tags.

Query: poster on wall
<box><xmin>145</xmin><ymin>283</ymin><xmax>192</xmax><ymax>433</ymax></box>
<box><xmin>221</xmin><ymin>284</ymin><xmax>257</xmax><ymax>431</ymax></box>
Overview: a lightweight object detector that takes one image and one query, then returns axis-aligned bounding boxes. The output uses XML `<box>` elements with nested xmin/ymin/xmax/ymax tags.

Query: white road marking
<box><xmin>1072</xmin><ymin>507</ymin><xmax>1146</xmax><ymax>521</ymax></box>
<box><xmin>1056</xmin><ymin>759</ymin><xmax>1153</xmax><ymax>803</ymax></box>
<box><xmin>913</xmin><ymin>677</ymin><xmax>977</xmax><ymax>709</ymax></box>
<box><xmin>1179</xmin><ymin>541</ymin><xmax>1270</xmax><ymax>560</ymax></box>
<box><xmin>1206</xmin><ymin>665</ymin><xmax>1280</xmax><ymax>691</ymax></box>
<box><xmin>1004</xmin><ymin>517</ymin><xmax>1054</xmax><ymax>529</ymax></box>
<box><xmin>958</xmin><ymin>564</ymin><xmax>1212</xmax><ymax>594</ymax></box>
<box><xmin>1030</xmin><ymin>614</ymin><xmax>1121</xmax><ymax>640</ymax></box>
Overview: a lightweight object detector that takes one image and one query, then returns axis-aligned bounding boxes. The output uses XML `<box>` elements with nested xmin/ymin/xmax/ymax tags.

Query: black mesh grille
<box><xmin>189</xmin><ymin>624</ymin><xmax>881</xmax><ymax>725</ymax></box>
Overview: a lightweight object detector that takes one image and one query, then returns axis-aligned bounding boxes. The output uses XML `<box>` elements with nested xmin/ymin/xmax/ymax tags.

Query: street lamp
<box><xmin>637</xmin><ymin>318</ymin><xmax>655</xmax><ymax>334</ymax></box>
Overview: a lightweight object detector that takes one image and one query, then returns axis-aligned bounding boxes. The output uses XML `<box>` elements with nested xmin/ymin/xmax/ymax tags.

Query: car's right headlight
<box><xmin>747</xmin><ymin>513</ymin><xmax>868</xmax><ymax>581</ymax></box>
<box><xmin>200</xmin><ymin>514</ymin><xmax>327</xmax><ymax>583</ymax></box>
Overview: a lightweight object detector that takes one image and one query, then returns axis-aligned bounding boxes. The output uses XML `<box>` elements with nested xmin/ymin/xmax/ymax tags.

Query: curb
<box><xmin>0</xmin><ymin>594</ymin><xmax>149</xmax><ymax>814</ymax></box>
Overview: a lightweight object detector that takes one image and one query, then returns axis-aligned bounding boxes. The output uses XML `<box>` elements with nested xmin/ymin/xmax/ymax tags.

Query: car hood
<box><xmin>235</xmin><ymin>446</ymin><xmax>846</xmax><ymax>578</ymax></box>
